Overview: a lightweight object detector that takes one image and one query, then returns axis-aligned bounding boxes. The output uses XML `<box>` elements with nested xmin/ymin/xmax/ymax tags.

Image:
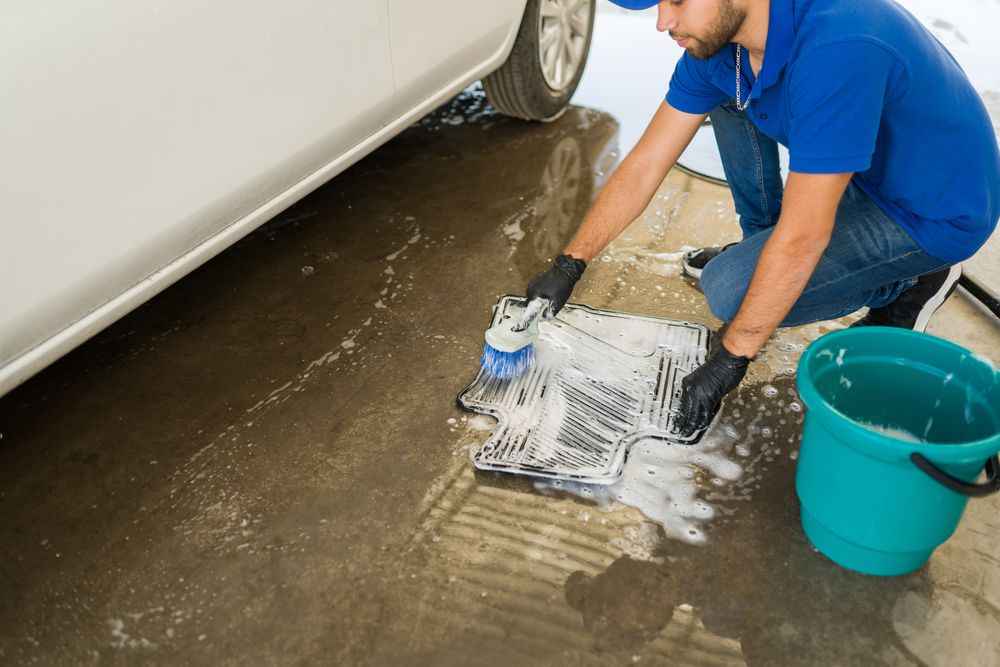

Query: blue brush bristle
<box><xmin>480</xmin><ymin>342</ymin><xmax>535</xmax><ymax>380</ymax></box>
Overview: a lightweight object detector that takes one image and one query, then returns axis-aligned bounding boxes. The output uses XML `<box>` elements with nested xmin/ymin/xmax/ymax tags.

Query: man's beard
<box><xmin>680</xmin><ymin>0</ymin><xmax>745</xmax><ymax>60</ymax></box>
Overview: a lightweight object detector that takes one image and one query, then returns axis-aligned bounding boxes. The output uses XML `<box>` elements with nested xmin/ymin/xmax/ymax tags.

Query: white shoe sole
<box><xmin>913</xmin><ymin>263</ymin><xmax>962</xmax><ymax>333</ymax></box>
<box><xmin>683</xmin><ymin>264</ymin><xmax>703</xmax><ymax>280</ymax></box>
<box><xmin>681</xmin><ymin>249</ymin><xmax>709</xmax><ymax>279</ymax></box>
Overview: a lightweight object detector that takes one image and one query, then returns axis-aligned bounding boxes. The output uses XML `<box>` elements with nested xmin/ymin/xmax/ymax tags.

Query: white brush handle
<box><xmin>514</xmin><ymin>298</ymin><xmax>549</xmax><ymax>332</ymax></box>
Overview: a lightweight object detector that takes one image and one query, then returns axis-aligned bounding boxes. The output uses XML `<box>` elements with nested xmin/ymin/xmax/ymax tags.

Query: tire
<box><xmin>484</xmin><ymin>0</ymin><xmax>596</xmax><ymax>122</ymax></box>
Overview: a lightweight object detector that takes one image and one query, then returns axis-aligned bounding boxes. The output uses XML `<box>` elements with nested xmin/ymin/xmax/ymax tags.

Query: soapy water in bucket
<box><xmin>816</xmin><ymin>360</ymin><xmax>996</xmax><ymax>445</ymax></box>
<box><xmin>857</xmin><ymin>421</ymin><xmax>926</xmax><ymax>444</ymax></box>
<box><xmin>797</xmin><ymin>328</ymin><xmax>1000</xmax><ymax>575</ymax></box>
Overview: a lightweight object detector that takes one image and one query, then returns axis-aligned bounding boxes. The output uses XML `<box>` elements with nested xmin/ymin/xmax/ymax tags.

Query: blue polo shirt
<box><xmin>666</xmin><ymin>0</ymin><xmax>1000</xmax><ymax>263</ymax></box>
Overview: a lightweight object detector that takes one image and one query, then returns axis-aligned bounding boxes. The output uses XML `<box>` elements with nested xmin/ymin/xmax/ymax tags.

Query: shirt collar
<box><xmin>705</xmin><ymin>0</ymin><xmax>795</xmax><ymax>92</ymax></box>
<box><xmin>758</xmin><ymin>0</ymin><xmax>794</xmax><ymax>89</ymax></box>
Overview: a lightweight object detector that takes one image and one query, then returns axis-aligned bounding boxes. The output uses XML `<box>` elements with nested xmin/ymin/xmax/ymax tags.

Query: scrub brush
<box><xmin>479</xmin><ymin>298</ymin><xmax>549</xmax><ymax>380</ymax></box>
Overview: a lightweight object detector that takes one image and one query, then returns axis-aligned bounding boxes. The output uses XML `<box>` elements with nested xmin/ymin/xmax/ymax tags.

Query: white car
<box><xmin>0</xmin><ymin>0</ymin><xmax>596</xmax><ymax>396</ymax></box>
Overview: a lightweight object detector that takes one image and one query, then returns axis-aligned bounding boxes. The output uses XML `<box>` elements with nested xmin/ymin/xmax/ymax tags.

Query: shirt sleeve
<box><xmin>787</xmin><ymin>41</ymin><xmax>906</xmax><ymax>173</ymax></box>
<box><xmin>666</xmin><ymin>52</ymin><xmax>728</xmax><ymax>114</ymax></box>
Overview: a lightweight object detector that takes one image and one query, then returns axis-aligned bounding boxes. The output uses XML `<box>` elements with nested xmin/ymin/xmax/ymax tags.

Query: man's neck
<box><xmin>732</xmin><ymin>0</ymin><xmax>770</xmax><ymax>59</ymax></box>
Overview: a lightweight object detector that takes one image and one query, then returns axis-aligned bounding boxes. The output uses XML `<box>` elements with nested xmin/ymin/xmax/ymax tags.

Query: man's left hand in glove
<box><xmin>672</xmin><ymin>344</ymin><xmax>750</xmax><ymax>438</ymax></box>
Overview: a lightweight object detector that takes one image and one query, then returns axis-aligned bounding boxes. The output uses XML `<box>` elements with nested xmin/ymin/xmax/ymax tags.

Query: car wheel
<box><xmin>483</xmin><ymin>0</ymin><xmax>596</xmax><ymax>121</ymax></box>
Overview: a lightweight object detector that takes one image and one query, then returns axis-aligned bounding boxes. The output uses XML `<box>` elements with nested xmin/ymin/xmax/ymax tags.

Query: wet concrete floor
<box><xmin>2</xmin><ymin>86</ymin><xmax>999</xmax><ymax>666</ymax></box>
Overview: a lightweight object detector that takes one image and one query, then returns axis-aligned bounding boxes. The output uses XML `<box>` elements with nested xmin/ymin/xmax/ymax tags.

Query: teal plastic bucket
<box><xmin>796</xmin><ymin>327</ymin><xmax>1000</xmax><ymax>576</ymax></box>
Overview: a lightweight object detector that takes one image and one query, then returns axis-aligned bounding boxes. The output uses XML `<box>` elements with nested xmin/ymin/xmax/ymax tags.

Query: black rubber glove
<box><xmin>526</xmin><ymin>254</ymin><xmax>587</xmax><ymax>319</ymax></box>
<box><xmin>673</xmin><ymin>344</ymin><xmax>750</xmax><ymax>438</ymax></box>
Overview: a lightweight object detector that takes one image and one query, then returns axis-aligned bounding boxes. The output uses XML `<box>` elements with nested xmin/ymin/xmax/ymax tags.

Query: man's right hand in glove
<box><xmin>526</xmin><ymin>254</ymin><xmax>587</xmax><ymax>319</ymax></box>
<box><xmin>672</xmin><ymin>344</ymin><xmax>750</xmax><ymax>438</ymax></box>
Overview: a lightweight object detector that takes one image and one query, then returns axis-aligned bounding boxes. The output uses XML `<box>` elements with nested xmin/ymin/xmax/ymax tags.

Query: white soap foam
<box><xmin>923</xmin><ymin>417</ymin><xmax>934</xmax><ymax>441</ymax></box>
<box><xmin>465</xmin><ymin>415</ymin><xmax>496</xmax><ymax>432</ymax></box>
<box><xmin>858</xmin><ymin>421</ymin><xmax>925</xmax><ymax>443</ymax></box>
<box><xmin>502</xmin><ymin>218</ymin><xmax>525</xmax><ymax>242</ymax></box>
<box><xmin>965</xmin><ymin>382</ymin><xmax>976</xmax><ymax>424</ymax></box>
<box><xmin>535</xmin><ymin>437</ymin><xmax>743</xmax><ymax>546</ymax></box>
<box><xmin>602</xmin><ymin>245</ymin><xmax>687</xmax><ymax>277</ymax></box>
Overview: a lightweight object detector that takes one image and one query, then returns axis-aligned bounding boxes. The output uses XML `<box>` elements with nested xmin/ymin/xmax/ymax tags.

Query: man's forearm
<box><xmin>722</xmin><ymin>171</ymin><xmax>851</xmax><ymax>358</ymax></box>
<box><xmin>562</xmin><ymin>154</ymin><xmax>666</xmax><ymax>262</ymax></box>
<box><xmin>722</xmin><ymin>225</ymin><xmax>830</xmax><ymax>357</ymax></box>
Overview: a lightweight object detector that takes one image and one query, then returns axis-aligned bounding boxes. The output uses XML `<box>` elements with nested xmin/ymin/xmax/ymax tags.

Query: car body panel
<box><xmin>387</xmin><ymin>0</ymin><xmax>527</xmax><ymax>117</ymax></box>
<box><xmin>0</xmin><ymin>0</ymin><xmax>527</xmax><ymax>396</ymax></box>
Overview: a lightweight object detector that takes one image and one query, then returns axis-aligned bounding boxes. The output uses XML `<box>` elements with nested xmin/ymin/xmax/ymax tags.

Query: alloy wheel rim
<box><xmin>538</xmin><ymin>0</ymin><xmax>592</xmax><ymax>92</ymax></box>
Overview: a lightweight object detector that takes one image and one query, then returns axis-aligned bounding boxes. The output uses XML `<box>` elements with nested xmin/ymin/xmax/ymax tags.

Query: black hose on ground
<box><xmin>959</xmin><ymin>273</ymin><xmax>1000</xmax><ymax>319</ymax></box>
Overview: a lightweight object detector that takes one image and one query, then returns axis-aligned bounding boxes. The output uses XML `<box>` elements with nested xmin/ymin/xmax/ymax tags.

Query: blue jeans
<box><xmin>699</xmin><ymin>101</ymin><xmax>951</xmax><ymax>326</ymax></box>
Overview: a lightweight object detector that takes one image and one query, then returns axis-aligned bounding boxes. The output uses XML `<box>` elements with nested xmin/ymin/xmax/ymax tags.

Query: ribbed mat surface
<box><xmin>459</xmin><ymin>296</ymin><xmax>710</xmax><ymax>483</ymax></box>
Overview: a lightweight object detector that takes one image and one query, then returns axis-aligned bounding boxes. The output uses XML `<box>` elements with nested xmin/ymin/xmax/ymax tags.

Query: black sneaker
<box><xmin>851</xmin><ymin>264</ymin><xmax>962</xmax><ymax>332</ymax></box>
<box><xmin>682</xmin><ymin>242</ymin><xmax>738</xmax><ymax>280</ymax></box>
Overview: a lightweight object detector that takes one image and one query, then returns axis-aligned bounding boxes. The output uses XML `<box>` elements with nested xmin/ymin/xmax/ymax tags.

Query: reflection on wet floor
<box><xmin>1</xmin><ymin>81</ymin><xmax>998</xmax><ymax>666</ymax></box>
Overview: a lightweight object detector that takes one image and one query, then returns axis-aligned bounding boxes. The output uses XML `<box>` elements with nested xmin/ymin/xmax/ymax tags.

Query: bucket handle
<box><xmin>910</xmin><ymin>453</ymin><xmax>1000</xmax><ymax>498</ymax></box>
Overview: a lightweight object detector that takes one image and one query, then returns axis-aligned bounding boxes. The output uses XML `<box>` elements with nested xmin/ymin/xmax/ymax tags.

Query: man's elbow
<box><xmin>771</xmin><ymin>219</ymin><xmax>834</xmax><ymax>259</ymax></box>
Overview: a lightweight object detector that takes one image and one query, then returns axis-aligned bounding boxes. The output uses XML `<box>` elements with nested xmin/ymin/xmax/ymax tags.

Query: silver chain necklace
<box><xmin>735</xmin><ymin>44</ymin><xmax>751</xmax><ymax>111</ymax></box>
